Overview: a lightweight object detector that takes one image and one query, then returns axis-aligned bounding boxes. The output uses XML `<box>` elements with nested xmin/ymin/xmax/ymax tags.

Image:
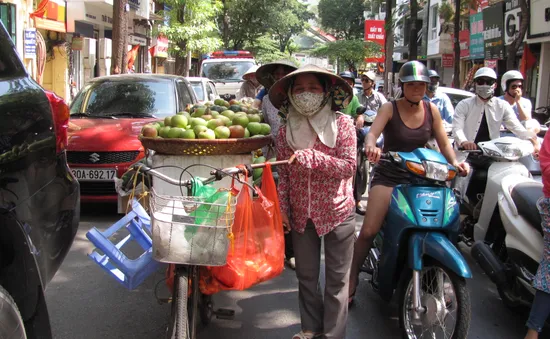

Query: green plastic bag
<box><xmin>184</xmin><ymin>178</ymin><xmax>231</xmax><ymax>241</ymax></box>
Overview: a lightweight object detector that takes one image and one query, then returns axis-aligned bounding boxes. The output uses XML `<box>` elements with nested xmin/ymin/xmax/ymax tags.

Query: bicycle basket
<box><xmin>149</xmin><ymin>187</ymin><xmax>237</xmax><ymax>265</ymax></box>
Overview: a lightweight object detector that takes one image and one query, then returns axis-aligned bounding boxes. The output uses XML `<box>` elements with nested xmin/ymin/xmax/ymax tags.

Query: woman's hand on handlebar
<box><xmin>455</xmin><ymin>162</ymin><xmax>470</xmax><ymax>177</ymax></box>
<box><xmin>365</xmin><ymin>145</ymin><xmax>382</xmax><ymax>163</ymax></box>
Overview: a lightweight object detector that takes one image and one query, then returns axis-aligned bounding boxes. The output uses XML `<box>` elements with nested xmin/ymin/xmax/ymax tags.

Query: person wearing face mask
<box><xmin>237</xmin><ymin>65</ymin><xmax>260</xmax><ymax>99</ymax></box>
<box><xmin>498</xmin><ymin>70</ymin><xmax>540</xmax><ymax>134</ymax></box>
<box><xmin>423</xmin><ymin>70</ymin><xmax>454</xmax><ymax>124</ymax></box>
<box><xmin>452</xmin><ymin>67</ymin><xmax>539</xmax><ymax>155</ymax></box>
<box><xmin>348</xmin><ymin>61</ymin><xmax>469</xmax><ymax>305</ymax></box>
<box><xmin>269</xmin><ymin>64</ymin><xmax>356</xmax><ymax>339</ymax></box>
<box><xmin>255</xmin><ymin>60</ymin><xmax>298</xmax><ymax>269</ymax></box>
<box><xmin>356</xmin><ymin>71</ymin><xmax>387</xmax><ymax>129</ymax></box>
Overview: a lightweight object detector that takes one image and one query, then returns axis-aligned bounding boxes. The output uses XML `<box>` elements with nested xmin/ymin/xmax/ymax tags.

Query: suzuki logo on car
<box><xmin>90</xmin><ymin>153</ymin><xmax>100</xmax><ymax>163</ymax></box>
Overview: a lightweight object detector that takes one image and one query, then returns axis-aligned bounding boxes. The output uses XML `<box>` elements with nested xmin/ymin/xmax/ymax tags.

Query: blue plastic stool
<box><xmin>86</xmin><ymin>199</ymin><xmax>160</xmax><ymax>290</ymax></box>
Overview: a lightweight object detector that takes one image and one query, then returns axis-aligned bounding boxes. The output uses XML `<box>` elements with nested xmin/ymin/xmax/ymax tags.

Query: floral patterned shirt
<box><xmin>276</xmin><ymin>113</ymin><xmax>356</xmax><ymax>236</ymax></box>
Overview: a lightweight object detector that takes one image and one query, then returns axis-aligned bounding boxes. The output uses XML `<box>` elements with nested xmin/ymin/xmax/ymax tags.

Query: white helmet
<box><xmin>473</xmin><ymin>67</ymin><xmax>497</xmax><ymax>80</ymax></box>
<box><xmin>500</xmin><ymin>70</ymin><xmax>524</xmax><ymax>92</ymax></box>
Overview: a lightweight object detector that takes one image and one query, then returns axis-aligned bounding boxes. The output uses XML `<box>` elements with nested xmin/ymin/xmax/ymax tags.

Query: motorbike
<box><xmin>362</xmin><ymin>147</ymin><xmax>472</xmax><ymax>338</ymax></box>
<box><xmin>354</xmin><ymin>109</ymin><xmax>384</xmax><ymax>204</ymax></box>
<box><xmin>472</xmin><ymin>172</ymin><xmax>544</xmax><ymax>311</ymax></box>
<box><xmin>454</xmin><ymin>137</ymin><xmax>534</xmax><ymax>246</ymax></box>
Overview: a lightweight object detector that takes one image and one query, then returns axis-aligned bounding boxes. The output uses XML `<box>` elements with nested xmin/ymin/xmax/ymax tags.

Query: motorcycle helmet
<box><xmin>360</xmin><ymin>71</ymin><xmax>377</xmax><ymax>82</ymax></box>
<box><xmin>500</xmin><ymin>70</ymin><xmax>524</xmax><ymax>93</ymax></box>
<box><xmin>398</xmin><ymin>61</ymin><xmax>430</xmax><ymax>83</ymax></box>
<box><xmin>473</xmin><ymin>67</ymin><xmax>497</xmax><ymax>81</ymax></box>
<box><xmin>339</xmin><ymin>71</ymin><xmax>355</xmax><ymax>81</ymax></box>
<box><xmin>428</xmin><ymin>70</ymin><xmax>440</xmax><ymax>79</ymax></box>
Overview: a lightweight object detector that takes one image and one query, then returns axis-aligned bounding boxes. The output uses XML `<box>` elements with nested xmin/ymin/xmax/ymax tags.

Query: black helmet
<box><xmin>399</xmin><ymin>61</ymin><xmax>430</xmax><ymax>83</ymax></box>
<box><xmin>428</xmin><ymin>70</ymin><xmax>440</xmax><ymax>78</ymax></box>
<box><xmin>339</xmin><ymin>71</ymin><xmax>355</xmax><ymax>81</ymax></box>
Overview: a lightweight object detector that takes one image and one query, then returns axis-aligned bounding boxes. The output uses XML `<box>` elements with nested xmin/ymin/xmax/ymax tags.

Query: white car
<box><xmin>186</xmin><ymin>77</ymin><xmax>220</xmax><ymax>103</ymax></box>
<box><xmin>438</xmin><ymin>86</ymin><xmax>475</xmax><ymax>108</ymax></box>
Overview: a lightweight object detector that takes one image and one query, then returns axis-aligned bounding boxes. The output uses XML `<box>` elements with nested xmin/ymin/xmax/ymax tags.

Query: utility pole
<box><xmin>409</xmin><ymin>0</ymin><xmax>418</xmax><ymax>60</ymax></box>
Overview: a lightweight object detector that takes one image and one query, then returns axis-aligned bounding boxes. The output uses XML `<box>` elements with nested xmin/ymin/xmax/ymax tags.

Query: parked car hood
<box><xmin>68</xmin><ymin>118</ymin><xmax>155</xmax><ymax>152</ymax></box>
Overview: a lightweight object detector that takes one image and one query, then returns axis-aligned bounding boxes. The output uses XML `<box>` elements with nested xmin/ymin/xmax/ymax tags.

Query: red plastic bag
<box><xmin>199</xmin><ymin>164</ymin><xmax>284</xmax><ymax>294</ymax></box>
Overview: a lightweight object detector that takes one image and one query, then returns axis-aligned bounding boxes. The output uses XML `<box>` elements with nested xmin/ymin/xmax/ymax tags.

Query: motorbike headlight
<box><xmin>423</xmin><ymin>161</ymin><xmax>449</xmax><ymax>181</ymax></box>
<box><xmin>494</xmin><ymin>143</ymin><xmax>523</xmax><ymax>160</ymax></box>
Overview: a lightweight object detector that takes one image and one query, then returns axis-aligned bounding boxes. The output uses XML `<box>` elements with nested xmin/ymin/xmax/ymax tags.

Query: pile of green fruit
<box><xmin>140</xmin><ymin>99</ymin><xmax>272</xmax><ymax>140</ymax></box>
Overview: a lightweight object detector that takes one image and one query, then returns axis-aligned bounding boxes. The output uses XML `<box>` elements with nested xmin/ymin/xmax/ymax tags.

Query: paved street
<box><xmin>45</xmin><ymin>203</ymin><xmax>543</xmax><ymax>339</ymax></box>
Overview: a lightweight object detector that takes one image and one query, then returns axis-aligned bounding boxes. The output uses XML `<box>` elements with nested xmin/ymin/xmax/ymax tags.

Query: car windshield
<box><xmin>70</xmin><ymin>79</ymin><xmax>176</xmax><ymax>117</ymax></box>
<box><xmin>201</xmin><ymin>61</ymin><xmax>255</xmax><ymax>82</ymax></box>
<box><xmin>190</xmin><ymin>82</ymin><xmax>205</xmax><ymax>101</ymax></box>
<box><xmin>446</xmin><ymin>92</ymin><xmax>472</xmax><ymax>108</ymax></box>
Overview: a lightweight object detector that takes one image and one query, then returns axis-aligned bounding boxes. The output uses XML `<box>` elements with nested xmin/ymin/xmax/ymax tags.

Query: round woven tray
<box><xmin>139</xmin><ymin>135</ymin><xmax>272</xmax><ymax>156</ymax></box>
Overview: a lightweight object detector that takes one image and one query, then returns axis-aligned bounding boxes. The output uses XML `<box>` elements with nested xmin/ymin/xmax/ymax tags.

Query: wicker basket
<box><xmin>139</xmin><ymin>135</ymin><xmax>272</xmax><ymax>156</ymax></box>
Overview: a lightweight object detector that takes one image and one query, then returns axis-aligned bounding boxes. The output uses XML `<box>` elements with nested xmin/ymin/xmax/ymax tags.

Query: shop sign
<box><xmin>484</xmin><ymin>59</ymin><xmax>498</xmax><ymax>69</ymax></box>
<box><xmin>129</xmin><ymin>0</ymin><xmax>149</xmax><ymax>19</ymax></box>
<box><xmin>153</xmin><ymin>36</ymin><xmax>168</xmax><ymax>58</ymax></box>
<box><xmin>442</xmin><ymin>54</ymin><xmax>454</xmax><ymax>68</ymax></box>
<box><xmin>34</xmin><ymin>0</ymin><xmax>66</xmax><ymax>33</ymax></box>
<box><xmin>483</xmin><ymin>3</ymin><xmax>505</xmax><ymax>60</ymax></box>
<box><xmin>470</xmin><ymin>0</ymin><xmax>489</xmax><ymax>15</ymax></box>
<box><xmin>469</xmin><ymin>13</ymin><xmax>484</xmax><ymax>59</ymax></box>
<box><xmin>24</xmin><ymin>28</ymin><xmax>36</xmax><ymax>59</ymax></box>
<box><xmin>459</xmin><ymin>30</ymin><xmax>470</xmax><ymax>58</ymax></box>
<box><xmin>528</xmin><ymin>0</ymin><xmax>550</xmax><ymax>39</ymax></box>
<box><xmin>364</xmin><ymin>20</ymin><xmax>385</xmax><ymax>63</ymax></box>
<box><xmin>504</xmin><ymin>0</ymin><xmax>524</xmax><ymax>46</ymax></box>
<box><xmin>130</xmin><ymin>35</ymin><xmax>147</xmax><ymax>46</ymax></box>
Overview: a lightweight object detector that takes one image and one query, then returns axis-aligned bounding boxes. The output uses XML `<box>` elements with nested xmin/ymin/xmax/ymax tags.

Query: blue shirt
<box><xmin>423</xmin><ymin>91</ymin><xmax>454</xmax><ymax>123</ymax></box>
<box><xmin>256</xmin><ymin>87</ymin><xmax>267</xmax><ymax>100</ymax></box>
<box><xmin>498</xmin><ymin>95</ymin><xmax>532</xmax><ymax>121</ymax></box>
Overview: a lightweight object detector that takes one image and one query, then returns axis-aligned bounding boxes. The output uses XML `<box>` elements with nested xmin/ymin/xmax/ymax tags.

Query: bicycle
<box><xmin>135</xmin><ymin>160</ymin><xmax>289</xmax><ymax>339</ymax></box>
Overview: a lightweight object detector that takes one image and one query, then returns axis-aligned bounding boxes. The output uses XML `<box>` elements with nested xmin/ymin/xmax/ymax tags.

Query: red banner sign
<box><xmin>364</xmin><ymin>20</ymin><xmax>385</xmax><ymax>63</ymax></box>
<box><xmin>442</xmin><ymin>54</ymin><xmax>454</xmax><ymax>68</ymax></box>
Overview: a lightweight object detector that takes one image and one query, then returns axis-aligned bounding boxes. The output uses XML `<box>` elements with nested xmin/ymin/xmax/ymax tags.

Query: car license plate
<box><xmin>71</xmin><ymin>168</ymin><xmax>116</xmax><ymax>181</ymax></box>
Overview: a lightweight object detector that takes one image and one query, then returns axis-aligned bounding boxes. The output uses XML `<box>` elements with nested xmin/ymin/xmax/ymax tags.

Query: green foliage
<box><xmin>311</xmin><ymin>39</ymin><xmax>382</xmax><ymax>69</ymax></box>
<box><xmin>269</xmin><ymin>0</ymin><xmax>314</xmax><ymax>52</ymax></box>
<box><xmin>317</xmin><ymin>0</ymin><xmax>365</xmax><ymax>39</ymax></box>
<box><xmin>222</xmin><ymin>0</ymin><xmax>274</xmax><ymax>50</ymax></box>
<box><xmin>159</xmin><ymin>0</ymin><xmax>223</xmax><ymax>56</ymax></box>
<box><xmin>244</xmin><ymin>35</ymin><xmax>299</xmax><ymax>65</ymax></box>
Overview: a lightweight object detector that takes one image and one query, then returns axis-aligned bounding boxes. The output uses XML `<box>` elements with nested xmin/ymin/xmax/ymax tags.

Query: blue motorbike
<box><xmin>363</xmin><ymin>148</ymin><xmax>472</xmax><ymax>338</ymax></box>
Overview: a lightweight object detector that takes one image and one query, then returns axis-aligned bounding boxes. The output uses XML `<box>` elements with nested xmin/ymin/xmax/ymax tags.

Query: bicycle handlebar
<box><xmin>134</xmin><ymin>160</ymin><xmax>291</xmax><ymax>187</ymax></box>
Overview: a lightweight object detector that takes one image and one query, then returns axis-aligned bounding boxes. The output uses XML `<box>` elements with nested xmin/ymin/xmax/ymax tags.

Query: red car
<box><xmin>68</xmin><ymin>74</ymin><xmax>197</xmax><ymax>202</ymax></box>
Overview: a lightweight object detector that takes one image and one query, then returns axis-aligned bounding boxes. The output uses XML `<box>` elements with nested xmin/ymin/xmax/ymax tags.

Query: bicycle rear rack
<box><xmin>86</xmin><ymin>199</ymin><xmax>160</xmax><ymax>290</ymax></box>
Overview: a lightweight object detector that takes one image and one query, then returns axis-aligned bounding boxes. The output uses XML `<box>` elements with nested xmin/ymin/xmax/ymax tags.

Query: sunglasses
<box><xmin>475</xmin><ymin>78</ymin><xmax>496</xmax><ymax>86</ymax></box>
<box><xmin>510</xmin><ymin>84</ymin><xmax>523</xmax><ymax>89</ymax></box>
<box><xmin>361</xmin><ymin>77</ymin><xmax>372</xmax><ymax>83</ymax></box>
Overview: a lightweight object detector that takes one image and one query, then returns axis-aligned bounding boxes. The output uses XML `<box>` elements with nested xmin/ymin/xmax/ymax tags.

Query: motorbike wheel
<box><xmin>0</xmin><ymin>285</ymin><xmax>26</xmax><ymax>339</ymax></box>
<box><xmin>399</xmin><ymin>265</ymin><xmax>471</xmax><ymax>339</ymax></box>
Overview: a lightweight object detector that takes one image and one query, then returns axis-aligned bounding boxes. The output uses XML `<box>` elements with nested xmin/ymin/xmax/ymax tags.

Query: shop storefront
<box><xmin>527</xmin><ymin>0</ymin><xmax>550</xmax><ymax>108</ymax></box>
<box><xmin>30</xmin><ymin>0</ymin><xmax>69</xmax><ymax>100</ymax></box>
<box><xmin>483</xmin><ymin>2</ymin><xmax>505</xmax><ymax>95</ymax></box>
<box><xmin>150</xmin><ymin>34</ymin><xmax>168</xmax><ymax>73</ymax></box>
<box><xmin>466</xmin><ymin>12</ymin><xmax>485</xmax><ymax>90</ymax></box>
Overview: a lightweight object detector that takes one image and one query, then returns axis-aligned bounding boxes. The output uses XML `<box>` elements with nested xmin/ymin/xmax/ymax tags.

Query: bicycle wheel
<box><xmin>167</xmin><ymin>267</ymin><xmax>190</xmax><ymax>339</ymax></box>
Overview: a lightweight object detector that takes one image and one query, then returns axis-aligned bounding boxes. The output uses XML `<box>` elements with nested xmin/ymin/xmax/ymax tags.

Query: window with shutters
<box><xmin>0</xmin><ymin>3</ymin><xmax>16</xmax><ymax>45</ymax></box>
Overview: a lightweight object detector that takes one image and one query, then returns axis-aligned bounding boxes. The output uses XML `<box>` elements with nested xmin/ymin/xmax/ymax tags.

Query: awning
<box><xmin>34</xmin><ymin>17</ymin><xmax>66</xmax><ymax>32</ymax></box>
<box><xmin>31</xmin><ymin>0</ymin><xmax>66</xmax><ymax>33</ymax></box>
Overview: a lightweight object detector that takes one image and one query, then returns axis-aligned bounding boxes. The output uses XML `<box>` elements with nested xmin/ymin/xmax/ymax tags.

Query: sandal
<box><xmin>292</xmin><ymin>331</ymin><xmax>323</xmax><ymax>339</ymax></box>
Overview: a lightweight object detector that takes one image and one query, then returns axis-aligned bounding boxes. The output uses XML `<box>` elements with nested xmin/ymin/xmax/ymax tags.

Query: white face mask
<box><xmin>476</xmin><ymin>85</ymin><xmax>494</xmax><ymax>99</ymax></box>
<box><xmin>291</xmin><ymin>92</ymin><xmax>325</xmax><ymax>117</ymax></box>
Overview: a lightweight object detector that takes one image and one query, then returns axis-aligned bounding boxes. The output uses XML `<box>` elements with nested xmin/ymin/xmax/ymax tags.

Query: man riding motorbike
<box><xmin>339</xmin><ymin>71</ymin><xmax>361</xmax><ymax>118</ymax></box>
<box><xmin>356</xmin><ymin>71</ymin><xmax>387</xmax><ymax>129</ymax></box>
<box><xmin>423</xmin><ymin>70</ymin><xmax>454</xmax><ymax>124</ymax></box>
<box><xmin>452</xmin><ymin>67</ymin><xmax>539</xmax><ymax>207</ymax></box>
<box><xmin>498</xmin><ymin>70</ymin><xmax>540</xmax><ymax>134</ymax></box>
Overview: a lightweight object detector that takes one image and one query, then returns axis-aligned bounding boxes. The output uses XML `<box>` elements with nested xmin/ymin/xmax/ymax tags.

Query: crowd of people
<box><xmin>239</xmin><ymin>60</ymin><xmax>549</xmax><ymax>339</ymax></box>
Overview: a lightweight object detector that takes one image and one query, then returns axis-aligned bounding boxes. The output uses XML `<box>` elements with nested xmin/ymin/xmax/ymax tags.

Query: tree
<box><xmin>317</xmin><ymin>0</ymin><xmax>365</xmax><ymax>39</ymax></box>
<box><xmin>507</xmin><ymin>0</ymin><xmax>529</xmax><ymax>69</ymax></box>
<box><xmin>453</xmin><ymin>0</ymin><xmax>460</xmax><ymax>87</ymax></box>
<box><xmin>111</xmin><ymin>0</ymin><xmax>128</xmax><ymax>74</ymax></box>
<box><xmin>269</xmin><ymin>0</ymin><xmax>314</xmax><ymax>53</ymax></box>
<box><xmin>160</xmin><ymin>0</ymin><xmax>222</xmax><ymax>76</ymax></box>
<box><xmin>245</xmin><ymin>35</ymin><xmax>293</xmax><ymax>64</ymax></box>
<box><xmin>221</xmin><ymin>0</ymin><xmax>274</xmax><ymax>50</ymax></box>
<box><xmin>311</xmin><ymin>39</ymin><xmax>382</xmax><ymax>71</ymax></box>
